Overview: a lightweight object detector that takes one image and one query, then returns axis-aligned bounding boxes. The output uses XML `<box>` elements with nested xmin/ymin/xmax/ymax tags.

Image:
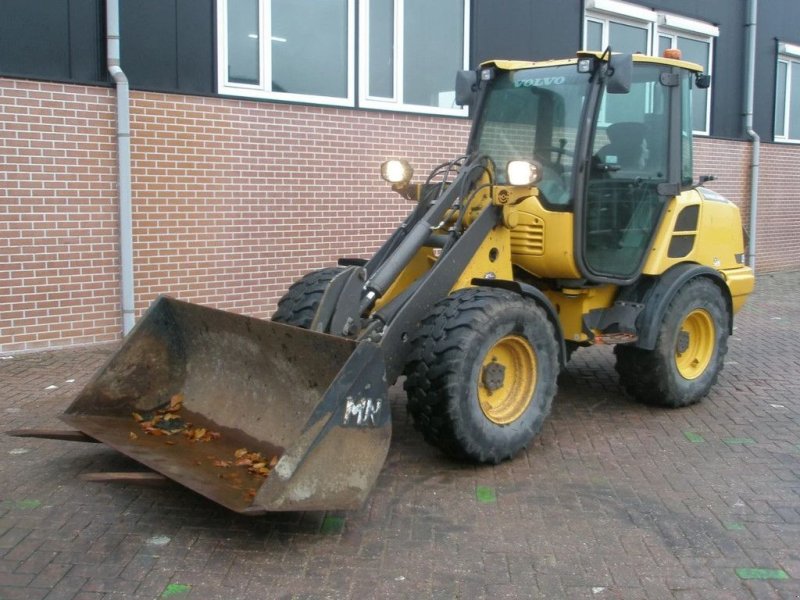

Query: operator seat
<box><xmin>596</xmin><ymin>122</ymin><xmax>648</xmax><ymax>170</ymax></box>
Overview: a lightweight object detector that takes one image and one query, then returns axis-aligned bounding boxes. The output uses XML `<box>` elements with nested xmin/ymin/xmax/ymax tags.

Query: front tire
<box><xmin>271</xmin><ymin>267</ymin><xmax>343</xmax><ymax>328</ymax></box>
<box><xmin>403</xmin><ymin>288</ymin><xmax>559</xmax><ymax>464</ymax></box>
<box><xmin>614</xmin><ymin>277</ymin><xmax>729</xmax><ymax>407</ymax></box>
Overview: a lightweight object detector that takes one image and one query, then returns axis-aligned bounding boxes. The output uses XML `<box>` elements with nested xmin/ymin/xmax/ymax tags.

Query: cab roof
<box><xmin>481</xmin><ymin>51</ymin><xmax>704</xmax><ymax>74</ymax></box>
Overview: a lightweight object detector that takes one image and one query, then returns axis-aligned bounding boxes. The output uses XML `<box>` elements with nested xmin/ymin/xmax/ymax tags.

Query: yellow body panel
<box><xmin>642</xmin><ymin>188</ymin><xmax>754</xmax><ymax>313</ymax></box>
<box><xmin>507</xmin><ymin>195</ymin><xmax>581</xmax><ymax>280</ymax></box>
<box><xmin>451</xmin><ymin>225</ymin><xmax>515</xmax><ymax>291</ymax></box>
<box><xmin>721</xmin><ymin>266</ymin><xmax>756</xmax><ymax>314</ymax></box>
<box><xmin>643</xmin><ymin>189</ymin><xmax>742</xmax><ymax>275</ymax></box>
<box><xmin>544</xmin><ymin>285</ymin><xmax>618</xmax><ymax>343</ymax></box>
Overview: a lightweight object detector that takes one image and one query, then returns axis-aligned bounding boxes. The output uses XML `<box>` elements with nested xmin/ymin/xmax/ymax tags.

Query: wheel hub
<box><xmin>675</xmin><ymin>308</ymin><xmax>715</xmax><ymax>380</ymax></box>
<box><xmin>477</xmin><ymin>335</ymin><xmax>537</xmax><ymax>425</ymax></box>
<box><xmin>676</xmin><ymin>330</ymin><xmax>690</xmax><ymax>354</ymax></box>
<box><xmin>481</xmin><ymin>361</ymin><xmax>506</xmax><ymax>393</ymax></box>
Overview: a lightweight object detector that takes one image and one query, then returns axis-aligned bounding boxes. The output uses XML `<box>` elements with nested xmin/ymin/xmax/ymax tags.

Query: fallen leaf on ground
<box><xmin>168</xmin><ymin>393</ymin><xmax>184</xmax><ymax>412</ymax></box>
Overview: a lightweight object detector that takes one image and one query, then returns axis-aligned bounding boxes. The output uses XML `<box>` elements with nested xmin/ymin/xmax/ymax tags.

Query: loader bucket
<box><xmin>61</xmin><ymin>296</ymin><xmax>391</xmax><ymax>514</ymax></box>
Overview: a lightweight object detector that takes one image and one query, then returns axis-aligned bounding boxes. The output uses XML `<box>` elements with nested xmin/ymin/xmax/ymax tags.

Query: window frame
<box><xmin>216</xmin><ymin>0</ymin><xmax>356</xmax><ymax>107</ymax></box>
<box><xmin>775</xmin><ymin>43</ymin><xmax>800</xmax><ymax>143</ymax></box>
<box><xmin>357</xmin><ymin>0</ymin><xmax>470</xmax><ymax>117</ymax></box>
<box><xmin>583</xmin><ymin>0</ymin><xmax>716</xmax><ymax>136</ymax></box>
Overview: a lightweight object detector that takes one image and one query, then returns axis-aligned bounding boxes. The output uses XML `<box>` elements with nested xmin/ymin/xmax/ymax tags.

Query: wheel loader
<box><xmin>9</xmin><ymin>50</ymin><xmax>754</xmax><ymax>514</ymax></box>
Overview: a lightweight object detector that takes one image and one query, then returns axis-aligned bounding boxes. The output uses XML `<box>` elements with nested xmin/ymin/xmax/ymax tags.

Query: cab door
<box><xmin>578</xmin><ymin>62</ymin><xmax>686</xmax><ymax>282</ymax></box>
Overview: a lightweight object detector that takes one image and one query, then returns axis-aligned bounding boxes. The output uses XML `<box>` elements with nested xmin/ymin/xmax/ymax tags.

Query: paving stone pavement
<box><xmin>1</xmin><ymin>271</ymin><xmax>799</xmax><ymax>600</ymax></box>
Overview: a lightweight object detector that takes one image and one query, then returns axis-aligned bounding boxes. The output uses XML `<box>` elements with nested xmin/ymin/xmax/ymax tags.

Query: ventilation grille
<box><xmin>510</xmin><ymin>216</ymin><xmax>544</xmax><ymax>255</ymax></box>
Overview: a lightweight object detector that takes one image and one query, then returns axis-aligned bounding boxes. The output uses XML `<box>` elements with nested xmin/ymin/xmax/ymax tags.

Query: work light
<box><xmin>380</xmin><ymin>159</ymin><xmax>413</xmax><ymax>185</ymax></box>
<box><xmin>507</xmin><ymin>160</ymin><xmax>541</xmax><ymax>186</ymax></box>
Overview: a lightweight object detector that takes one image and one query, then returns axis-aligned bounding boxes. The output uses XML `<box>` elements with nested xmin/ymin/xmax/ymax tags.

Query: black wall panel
<box><xmin>471</xmin><ymin>0</ymin><xmax>583</xmax><ymax>65</ymax></box>
<box><xmin>120</xmin><ymin>0</ymin><xmax>216</xmax><ymax>94</ymax></box>
<box><xmin>176</xmin><ymin>0</ymin><xmax>215</xmax><ymax>95</ymax></box>
<box><xmin>623</xmin><ymin>0</ymin><xmax>800</xmax><ymax>140</ymax></box>
<box><xmin>625</xmin><ymin>0</ymin><xmax>746</xmax><ymax>139</ymax></box>
<box><xmin>754</xmin><ymin>0</ymin><xmax>798</xmax><ymax>139</ymax></box>
<box><xmin>121</xmin><ymin>0</ymin><xmax>178</xmax><ymax>91</ymax></box>
<box><xmin>0</xmin><ymin>0</ymin><xmax>103</xmax><ymax>84</ymax></box>
<box><xmin>119</xmin><ymin>0</ymin><xmax>213</xmax><ymax>94</ymax></box>
<box><xmin>69</xmin><ymin>0</ymin><xmax>104</xmax><ymax>82</ymax></box>
<box><xmin>0</xmin><ymin>0</ymin><xmax>214</xmax><ymax>94</ymax></box>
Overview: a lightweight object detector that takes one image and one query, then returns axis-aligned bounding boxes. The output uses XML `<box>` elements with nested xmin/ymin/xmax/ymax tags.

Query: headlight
<box><xmin>506</xmin><ymin>160</ymin><xmax>542</xmax><ymax>186</ymax></box>
<box><xmin>380</xmin><ymin>159</ymin><xmax>413</xmax><ymax>185</ymax></box>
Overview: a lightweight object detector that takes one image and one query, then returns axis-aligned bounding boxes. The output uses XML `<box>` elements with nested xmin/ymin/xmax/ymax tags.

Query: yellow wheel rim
<box><xmin>675</xmin><ymin>309</ymin><xmax>715</xmax><ymax>380</ymax></box>
<box><xmin>477</xmin><ymin>335</ymin><xmax>537</xmax><ymax>425</ymax></box>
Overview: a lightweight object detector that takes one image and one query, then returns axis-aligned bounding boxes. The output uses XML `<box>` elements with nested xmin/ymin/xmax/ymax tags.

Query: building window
<box><xmin>583</xmin><ymin>0</ymin><xmax>656</xmax><ymax>55</ymax></box>
<box><xmin>358</xmin><ymin>0</ymin><xmax>470</xmax><ymax>116</ymax></box>
<box><xmin>775</xmin><ymin>43</ymin><xmax>800</xmax><ymax>143</ymax></box>
<box><xmin>583</xmin><ymin>0</ymin><xmax>717</xmax><ymax>135</ymax></box>
<box><xmin>217</xmin><ymin>0</ymin><xmax>355</xmax><ymax>106</ymax></box>
<box><xmin>657</xmin><ymin>14</ymin><xmax>717</xmax><ymax>136</ymax></box>
<box><xmin>584</xmin><ymin>16</ymin><xmax>651</xmax><ymax>56</ymax></box>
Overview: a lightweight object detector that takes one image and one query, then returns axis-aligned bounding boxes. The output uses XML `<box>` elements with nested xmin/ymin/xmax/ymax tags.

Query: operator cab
<box><xmin>469</xmin><ymin>52</ymin><xmax>705</xmax><ymax>285</ymax></box>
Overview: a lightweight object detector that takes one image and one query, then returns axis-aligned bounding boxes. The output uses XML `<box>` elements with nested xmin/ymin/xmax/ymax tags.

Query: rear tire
<box><xmin>614</xmin><ymin>277</ymin><xmax>729</xmax><ymax>407</ymax></box>
<box><xmin>271</xmin><ymin>267</ymin><xmax>344</xmax><ymax>328</ymax></box>
<box><xmin>403</xmin><ymin>288</ymin><xmax>559</xmax><ymax>464</ymax></box>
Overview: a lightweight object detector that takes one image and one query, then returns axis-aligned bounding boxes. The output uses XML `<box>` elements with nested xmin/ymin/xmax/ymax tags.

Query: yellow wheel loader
<box><xmin>10</xmin><ymin>51</ymin><xmax>754</xmax><ymax>514</ymax></box>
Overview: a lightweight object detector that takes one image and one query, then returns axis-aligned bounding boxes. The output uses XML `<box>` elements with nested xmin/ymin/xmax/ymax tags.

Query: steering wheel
<box><xmin>535</xmin><ymin>145</ymin><xmax>574</xmax><ymax>178</ymax></box>
<box><xmin>537</xmin><ymin>145</ymin><xmax>574</xmax><ymax>159</ymax></box>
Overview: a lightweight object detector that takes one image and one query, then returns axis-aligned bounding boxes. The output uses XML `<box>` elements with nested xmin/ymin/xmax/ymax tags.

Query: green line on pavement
<box><xmin>476</xmin><ymin>485</ymin><xmax>496</xmax><ymax>504</ymax></box>
<box><xmin>735</xmin><ymin>568</ymin><xmax>788</xmax><ymax>580</ymax></box>
<box><xmin>0</xmin><ymin>499</ymin><xmax>41</xmax><ymax>510</ymax></box>
<box><xmin>161</xmin><ymin>583</ymin><xmax>191</xmax><ymax>598</ymax></box>
<box><xmin>321</xmin><ymin>515</ymin><xmax>345</xmax><ymax>534</ymax></box>
<box><xmin>723</xmin><ymin>438</ymin><xmax>755</xmax><ymax>445</ymax></box>
<box><xmin>723</xmin><ymin>522</ymin><xmax>745</xmax><ymax>531</ymax></box>
<box><xmin>683</xmin><ymin>431</ymin><xmax>705</xmax><ymax>443</ymax></box>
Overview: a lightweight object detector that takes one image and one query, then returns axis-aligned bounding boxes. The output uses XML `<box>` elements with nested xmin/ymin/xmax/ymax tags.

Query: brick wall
<box><xmin>2</xmin><ymin>78</ymin><xmax>799</xmax><ymax>353</ymax></box>
<box><xmin>128</xmin><ymin>94</ymin><xmax>469</xmax><ymax>321</ymax></box>
<box><xmin>1</xmin><ymin>79</ymin><xmax>470</xmax><ymax>353</ymax></box>
<box><xmin>693</xmin><ymin>137</ymin><xmax>751</xmax><ymax>218</ymax></box>
<box><xmin>694</xmin><ymin>136</ymin><xmax>800</xmax><ymax>273</ymax></box>
<box><xmin>750</xmin><ymin>142</ymin><xmax>800</xmax><ymax>273</ymax></box>
<box><xmin>1</xmin><ymin>80</ymin><xmax>120</xmax><ymax>353</ymax></box>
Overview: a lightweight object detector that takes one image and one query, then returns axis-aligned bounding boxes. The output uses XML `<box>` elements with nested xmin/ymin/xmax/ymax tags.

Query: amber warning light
<box><xmin>663</xmin><ymin>48</ymin><xmax>682</xmax><ymax>60</ymax></box>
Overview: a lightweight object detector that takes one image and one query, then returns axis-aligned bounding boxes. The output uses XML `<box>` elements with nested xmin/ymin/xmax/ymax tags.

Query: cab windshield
<box><xmin>474</xmin><ymin>64</ymin><xmax>589</xmax><ymax>206</ymax></box>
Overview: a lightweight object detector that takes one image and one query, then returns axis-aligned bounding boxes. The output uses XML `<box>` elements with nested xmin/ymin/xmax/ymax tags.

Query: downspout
<box><xmin>106</xmin><ymin>0</ymin><xmax>135</xmax><ymax>333</ymax></box>
<box><xmin>743</xmin><ymin>0</ymin><xmax>759</xmax><ymax>270</ymax></box>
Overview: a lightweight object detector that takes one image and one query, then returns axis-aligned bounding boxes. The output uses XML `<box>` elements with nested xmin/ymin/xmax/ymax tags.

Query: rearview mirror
<box><xmin>455</xmin><ymin>70</ymin><xmax>478</xmax><ymax>106</ymax></box>
<box><xmin>696</xmin><ymin>73</ymin><xmax>711</xmax><ymax>89</ymax></box>
<box><xmin>606</xmin><ymin>53</ymin><xmax>632</xmax><ymax>94</ymax></box>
